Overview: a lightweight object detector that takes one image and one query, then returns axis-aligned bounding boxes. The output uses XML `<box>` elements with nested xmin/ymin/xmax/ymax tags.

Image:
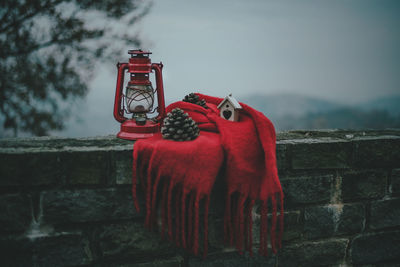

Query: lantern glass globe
<box><xmin>125</xmin><ymin>84</ymin><xmax>154</xmax><ymax>113</ymax></box>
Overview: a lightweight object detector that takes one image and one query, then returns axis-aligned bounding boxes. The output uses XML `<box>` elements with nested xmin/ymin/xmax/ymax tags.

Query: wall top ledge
<box><xmin>276</xmin><ymin>129</ymin><xmax>400</xmax><ymax>141</ymax></box>
<box><xmin>0</xmin><ymin>129</ymin><xmax>399</xmax><ymax>153</ymax></box>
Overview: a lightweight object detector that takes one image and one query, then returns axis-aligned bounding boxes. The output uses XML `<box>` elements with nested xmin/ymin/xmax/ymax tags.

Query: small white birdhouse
<box><xmin>217</xmin><ymin>94</ymin><xmax>242</xmax><ymax>122</ymax></box>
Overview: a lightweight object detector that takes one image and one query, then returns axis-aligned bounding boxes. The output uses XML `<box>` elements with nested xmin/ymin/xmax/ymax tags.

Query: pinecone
<box><xmin>161</xmin><ymin>108</ymin><xmax>200</xmax><ymax>141</ymax></box>
<box><xmin>182</xmin><ymin>93</ymin><xmax>208</xmax><ymax>109</ymax></box>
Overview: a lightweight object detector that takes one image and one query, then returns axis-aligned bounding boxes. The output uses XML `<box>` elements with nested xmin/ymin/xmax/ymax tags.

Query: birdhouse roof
<box><xmin>217</xmin><ymin>94</ymin><xmax>242</xmax><ymax>110</ymax></box>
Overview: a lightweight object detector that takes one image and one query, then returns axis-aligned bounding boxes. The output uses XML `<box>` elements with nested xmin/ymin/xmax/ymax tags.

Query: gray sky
<box><xmin>140</xmin><ymin>0</ymin><xmax>400</xmax><ymax>102</ymax></box>
<box><xmin>62</xmin><ymin>0</ymin><xmax>400</xmax><ymax>137</ymax></box>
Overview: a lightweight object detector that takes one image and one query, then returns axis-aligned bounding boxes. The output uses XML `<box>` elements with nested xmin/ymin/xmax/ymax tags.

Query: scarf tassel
<box><xmin>132</xmin><ymin>150</ymin><xmax>283</xmax><ymax>257</ymax></box>
<box><xmin>132</xmin><ymin>164</ymin><xmax>211</xmax><ymax>256</ymax></box>
<box><xmin>223</xmin><ymin>192</ymin><xmax>284</xmax><ymax>256</ymax></box>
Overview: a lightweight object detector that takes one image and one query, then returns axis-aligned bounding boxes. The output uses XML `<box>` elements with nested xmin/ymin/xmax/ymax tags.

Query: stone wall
<box><xmin>1</xmin><ymin>130</ymin><xmax>399</xmax><ymax>266</ymax></box>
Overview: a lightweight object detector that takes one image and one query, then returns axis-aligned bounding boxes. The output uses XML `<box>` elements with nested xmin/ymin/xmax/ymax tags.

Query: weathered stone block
<box><xmin>189</xmin><ymin>252</ymin><xmax>247</xmax><ymax>267</ymax></box>
<box><xmin>188</xmin><ymin>251</ymin><xmax>276</xmax><ymax>267</ymax></box>
<box><xmin>0</xmin><ymin>152</ymin><xmax>62</xmax><ymax>186</ymax></box>
<box><xmin>291</xmin><ymin>140</ymin><xmax>352</xmax><ymax>169</ymax></box>
<box><xmin>351</xmin><ymin>231</ymin><xmax>400</xmax><ymax>264</ymax></box>
<box><xmin>252</xmin><ymin>210</ymin><xmax>302</xmax><ymax>245</ymax></box>
<box><xmin>356</xmin><ymin>264</ymin><xmax>400</xmax><ymax>267</ymax></box>
<box><xmin>111</xmin><ymin>149</ymin><xmax>133</xmax><ymax>185</ymax></box>
<box><xmin>370</xmin><ymin>198</ymin><xmax>400</xmax><ymax>230</ymax></box>
<box><xmin>248</xmin><ymin>253</ymin><xmax>277</xmax><ymax>267</ymax></box>
<box><xmin>342</xmin><ymin>170</ymin><xmax>387</xmax><ymax>201</ymax></box>
<box><xmin>391</xmin><ymin>168</ymin><xmax>400</xmax><ymax>195</ymax></box>
<box><xmin>0</xmin><ymin>236</ymin><xmax>34</xmax><ymax>266</ymax></box>
<box><xmin>32</xmin><ymin>233</ymin><xmax>91</xmax><ymax>266</ymax></box>
<box><xmin>0</xmin><ymin>233</ymin><xmax>90</xmax><ymax>266</ymax></box>
<box><xmin>42</xmin><ymin>187</ymin><xmax>142</xmax><ymax>224</ymax></box>
<box><xmin>354</xmin><ymin>137</ymin><xmax>400</xmax><ymax>168</ymax></box>
<box><xmin>281</xmin><ymin>174</ymin><xmax>334</xmax><ymax>207</ymax></box>
<box><xmin>304</xmin><ymin>203</ymin><xmax>365</xmax><ymax>239</ymax></box>
<box><xmin>282</xmin><ymin>210</ymin><xmax>302</xmax><ymax>241</ymax></box>
<box><xmin>278</xmin><ymin>238</ymin><xmax>348</xmax><ymax>267</ymax></box>
<box><xmin>0</xmin><ymin>194</ymin><xmax>32</xmax><ymax>234</ymax></box>
<box><xmin>119</xmin><ymin>256</ymin><xmax>184</xmax><ymax>267</ymax></box>
<box><xmin>98</xmin><ymin>222</ymin><xmax>175</xmax><ymax>260</ymax></box>
<box><xmin>304</xmin><ymin>205</ymin><xmax>335</xmax><ymax>239</ymax></box>
<box><xmin>336</xmin><ymin>203</ymin><xmax>366</xmax><ymax>234</ymax></box>
<box><xmin>276</xmin><ymin>143</ymin><xmax>289</xmax><ymax>171</ymax></box>
<box><xmin>62</xmin><ymin>150</ymin><xmax>109</xmax><ymax>185</ymax></box>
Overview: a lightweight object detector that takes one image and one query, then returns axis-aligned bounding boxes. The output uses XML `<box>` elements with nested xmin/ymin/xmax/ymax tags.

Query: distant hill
<box><xmin>240</xmin><ymin>93</ymin><xmax>400</xmax><ymax>131</ymax></box>
<box><xmin>357</xmin><ymin>95</ymin><xmax>400</xmax><ymax>116</ymax></box>
<box><xmin>241</xmin><ymin>93</ymin><xmax>343</xmax><ymax>119</ymax></box>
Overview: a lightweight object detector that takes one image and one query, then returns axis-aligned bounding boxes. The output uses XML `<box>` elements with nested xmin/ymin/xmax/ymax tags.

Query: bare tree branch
<box><xmin>0</xmin><ymin>0</ymin><xmax>151</xmax><ymax>136</ymax></box>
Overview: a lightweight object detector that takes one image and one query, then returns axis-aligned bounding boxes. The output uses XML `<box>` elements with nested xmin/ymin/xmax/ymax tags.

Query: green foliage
<box><xmin>0</xmin><ymin>0</ymin><xmax>152</xmax><ymax>136</ymax></box>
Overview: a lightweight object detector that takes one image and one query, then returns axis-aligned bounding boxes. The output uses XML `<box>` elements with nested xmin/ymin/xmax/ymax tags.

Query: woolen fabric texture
<box><xmin>131</xmin><ymin>93</ymin><xmax>283</xmax><ymax>257</ymax></box>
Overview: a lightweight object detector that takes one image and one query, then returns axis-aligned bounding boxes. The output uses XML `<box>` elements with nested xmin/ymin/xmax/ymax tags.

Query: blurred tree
<box><xmin>0</xmin><ymin>0</ymin><xmax>152</xmax><ymax>136</ymax></box>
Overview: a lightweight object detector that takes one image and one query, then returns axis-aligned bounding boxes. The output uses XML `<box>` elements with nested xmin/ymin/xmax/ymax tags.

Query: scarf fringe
<box><xmin>223</xmin><ymin>191</ymin><xmax>284</xmax><ymax>256</ymax></box>
<box><xmin>131</xmin><ymin>148</ymin><xmax>140</xmax><ymax>212</ymax></box>
<box><xmin>132</xmin><ymin>146</ymin><xmax>284</xmax><ymax>258</ymax></box>
<box><xmin>132</xmin><ymin>160</ymin><xmax>211</xmax><ymax>256</ymax></box>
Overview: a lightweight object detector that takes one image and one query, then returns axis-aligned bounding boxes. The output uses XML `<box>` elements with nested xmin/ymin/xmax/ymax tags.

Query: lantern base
<box><xmin>117</xmin><ymin>119</ymin><xmax>160</xmax><ymax>140</ymax></box>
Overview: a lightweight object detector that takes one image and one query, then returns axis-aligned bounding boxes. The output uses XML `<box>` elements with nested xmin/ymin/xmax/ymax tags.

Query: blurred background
<box><xmin>1</xmin><ymin>0</ymin><xmax>399</xmax><ymax>138</ymax></box>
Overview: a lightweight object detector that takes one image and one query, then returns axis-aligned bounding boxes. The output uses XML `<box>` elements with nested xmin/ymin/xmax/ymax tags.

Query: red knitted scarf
<box><xmin>131</xmin><ymin>93</ymin><xmax>283</xmax><ymax>257</ymax></box>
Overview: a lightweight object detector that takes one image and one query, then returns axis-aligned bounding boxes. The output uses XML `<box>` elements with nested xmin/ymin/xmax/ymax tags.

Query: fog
<box><xmin>60</xmin><ymin>0</ymin><xmax>400</xmax><ymax>137</ymax></box>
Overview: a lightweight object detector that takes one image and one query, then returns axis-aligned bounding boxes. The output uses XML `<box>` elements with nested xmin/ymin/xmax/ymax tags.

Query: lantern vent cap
<box><xmin>128</xmin><ymin>49</ymin><xmax>152</xmax><ymax>57</ymax></box>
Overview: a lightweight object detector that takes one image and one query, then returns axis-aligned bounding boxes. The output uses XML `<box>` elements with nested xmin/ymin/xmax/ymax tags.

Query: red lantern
<box><xmin>113</xmin><ymin>49</ymin><xmax>166</xmax><ymax>140</ymax></box>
